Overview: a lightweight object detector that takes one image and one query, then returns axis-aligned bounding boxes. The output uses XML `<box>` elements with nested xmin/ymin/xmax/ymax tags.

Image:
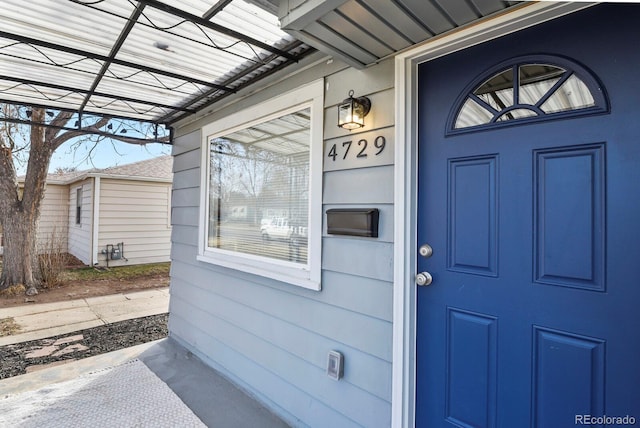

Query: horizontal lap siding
<box><xmin>97</xmin><ymin>179</ymin><xmax>171</xmax><ymax>266</ymax></box>
<box><xmin>67</xmin><ymin>180</ymin><xmax>92</xmax><ymax>265</ymax></box>
<box><xmin>1</xmin><ymin>184</ymin><xmax>70</xmax><ymax>254</ymax></box>
<box><xmin>169</xmin><ymin>59</ymin><xmax>395</xmax><ymax>428</ymax></box>
<box><xmin>37</xmin><ymin>184</ymin><xmax>69</xmax><ymax>253</ymax></box>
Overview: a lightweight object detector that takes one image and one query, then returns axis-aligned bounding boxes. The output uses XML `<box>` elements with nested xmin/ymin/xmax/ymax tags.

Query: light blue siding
<box><xmin>170</xmin><ymin>225</ymin><xmax>198</xmax><ymax>246</ymax></box>
<box><xmin>170</xmin><ymin>207</ymin><xmax>199</xmax><ymax>227</ymax></box>
<box><xmin>323</xmin><ymin>238</ymin><xmax>394</xmax><ymax>282</ymax></box>
<box><xmin>172</xmin><ymin>167</ymin><xmax>200</xmax><ymax>191</ymax></box>
<box><xmin>171</xmin><ymin>314</ymin><xmax>367</xmax><ymax>428</ymax></box>
<box><xmin>171</xmin><ymin>187</ymin><xmax>200</xmax><ymax>208</ymax></box>
<box><xmin>170</xmin><ymin>275</ymin><xmax>392</xmax><ymax>399</ymax></box>
<box><xmin>323</xmin><ymin>166</ymin><xmax>394</xmax><ymax>204</ymax></box>
<box><xmin>317</xmin><ymin>270</ymin><xmax>392</xmax><ymax>321</ymax></box>
<box><xmin>169</xmin><ymin>59</ymin><xmax>395</xmax><ymax>427</ymax></box>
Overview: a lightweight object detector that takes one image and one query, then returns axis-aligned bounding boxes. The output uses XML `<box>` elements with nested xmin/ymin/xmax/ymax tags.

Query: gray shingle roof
<box><xmin>99</xmin><ymin>156</ymin><xmax>173</xmax><ymax>180</ymax></box>
<box><xmin>45</xmin><ymin>155</ymin><xmax>173</xmax><ymax>183</ymax></box>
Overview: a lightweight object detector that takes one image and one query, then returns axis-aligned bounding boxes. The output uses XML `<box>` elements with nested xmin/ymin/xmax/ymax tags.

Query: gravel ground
<box><xmin>0</xmin><ymin>313</ymin><xmax>168</xmax><ymax>380</ymax></box>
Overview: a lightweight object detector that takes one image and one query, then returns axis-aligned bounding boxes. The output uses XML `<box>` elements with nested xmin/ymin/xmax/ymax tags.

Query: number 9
<box><xmin>374</xmin><ymin>136</ymin><xmax>386</xmax><ymax>155</ymax></box>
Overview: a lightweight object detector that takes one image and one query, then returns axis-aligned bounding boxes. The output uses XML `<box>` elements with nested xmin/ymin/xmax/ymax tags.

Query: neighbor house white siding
<box><xmin>1</xmin><ymin>183</ymin><xmax>70</xmax><ymax>255</ymax></box>
<box><xmin>169</xmin><ymin>59</ymin><xmax>395</xmax><ymax>427</ymax></box>
<box><xmin>96</xmin><ymin>178</ymin><xmax>172</xmax><ymax>266</ymax></box>
<box><xmin>67</xmin><ymin>179</ymin><xmax>93</xmax><ymax>265</ymax></box>
<box><xmin>37</xmin><ymin>183</ymin><xmax>69</xmax><ymax>253</ymax></box>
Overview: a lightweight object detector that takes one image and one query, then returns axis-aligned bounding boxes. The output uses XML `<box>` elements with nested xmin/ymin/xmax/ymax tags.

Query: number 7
<box><xmin>342</xmin><ymin>141</ymin><xmax>352</xmax><ymax>159</ymax></box>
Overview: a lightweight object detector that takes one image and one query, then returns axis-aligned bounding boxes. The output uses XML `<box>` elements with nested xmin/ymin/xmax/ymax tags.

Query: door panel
<box><xmin>446</xmin><ymin>308</ymin><xmax>498</xmax><ymax>427</ymax></box>
<box><xmin>415</xmin><ymin>5</ymin><xmax>640</xmax><ymax>427</ymax></box>
<box><xmin>532</xmin><ymin>327</ymin><xmax>605</xmax><ymax>427</ymax></box>
<box><xmin>533</xmin><ymin>145</ymin><xmax>605</xmax><ymax>290</ymax></box>
<box><xmin>447</xmin><ymin>156</ymin><xmax>498</xmax><ymax>277</ymax></box>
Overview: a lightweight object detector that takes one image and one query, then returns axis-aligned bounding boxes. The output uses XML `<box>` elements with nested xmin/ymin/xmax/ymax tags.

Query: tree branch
<box><xmin>48</xmin><ymin>113</ymin><xmax>169</xmax><ymax>150</ymax></box>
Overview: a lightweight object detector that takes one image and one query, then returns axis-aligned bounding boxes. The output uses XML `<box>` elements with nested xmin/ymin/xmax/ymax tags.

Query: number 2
<box><xmin>357</xmin><ymin>139</ymin><xmax>368</xmax><ymax>158</ymax></box>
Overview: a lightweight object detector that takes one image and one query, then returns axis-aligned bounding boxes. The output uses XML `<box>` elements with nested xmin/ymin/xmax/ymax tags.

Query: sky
<box><xmin>47</xmin><ymin>137</ymin><xmax>171</xmax><ymax>173</ymax></box>
<box><xmin>12</xmin><ymin>135</ymin><xmax>172</xmax><ymax>175</ymax></box>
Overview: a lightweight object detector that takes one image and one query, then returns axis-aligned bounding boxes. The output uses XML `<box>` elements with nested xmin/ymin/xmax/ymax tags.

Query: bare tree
<box><xmin>0</xmin><ymin>105</ymin><xmax>163</xmax><ymax>295</ymax></box>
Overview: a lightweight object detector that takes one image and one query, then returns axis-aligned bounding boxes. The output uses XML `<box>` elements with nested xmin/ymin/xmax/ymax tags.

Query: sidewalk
<box><xmin>0</xmin><ymin>288</ymin><xmax>170</xmax><ymax>346</ymax></box>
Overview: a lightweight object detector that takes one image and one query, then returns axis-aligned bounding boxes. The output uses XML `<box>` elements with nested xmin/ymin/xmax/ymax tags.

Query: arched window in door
<box><xmin>449</xmin><ymin>55</ymin><xmax>608</xmax><ymax>134</ymax></box>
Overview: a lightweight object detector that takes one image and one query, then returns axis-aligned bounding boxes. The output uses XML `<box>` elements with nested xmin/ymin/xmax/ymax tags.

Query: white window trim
<box><xmin>197</xmin><ymin>79</ymin><xmax>324</xmax><ymax>291</ymax></box>
<box><xmin>391</xmin><ymin>3</ymin><xmax>594</xmax><ymax>427</ymax></box>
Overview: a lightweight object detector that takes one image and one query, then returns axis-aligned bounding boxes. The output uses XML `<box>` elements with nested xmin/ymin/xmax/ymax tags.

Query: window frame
<box><xmin>447</xmin><ymin>55</ymin><xmax>609</xmax><ymax>135</ymax></box>
<box><xmin>197</xmin><ymin>80</ymin><xmax>324</xmax><ymax>290</ymax></box>
<box><xmin>75</xmin><ymin>187</ymin><xmax>82</xmax><ymax>226</ymax></box>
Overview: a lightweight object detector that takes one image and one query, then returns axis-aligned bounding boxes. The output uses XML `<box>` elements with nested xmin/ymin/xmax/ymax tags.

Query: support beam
<box><xmin>0</xmin><ymin>75</ymin><xmax>194</xmax><ymax>113</ymax></box>
<box><xmin>0</xmin><ymin>30</ymin><xmax>234</xmax><ymax>92</ymax></box>
<box><xmin>160</xmin><ymin>40</ymin><xmax>309</xmax><ymax>123</ymax></box>
<box><xmin>78</xmin><ymin>4</ymin><xmax>147</xmax><ymax>116</ymax></box>
<box><xmin>139</xmin><ymin>0</ymin><xmax>297</xmax><ymax>61</ymax></box>
<box><xmin>202</xmin><ymin>0</ymin><xmax>234</xmax><ymax>20</ymax></box>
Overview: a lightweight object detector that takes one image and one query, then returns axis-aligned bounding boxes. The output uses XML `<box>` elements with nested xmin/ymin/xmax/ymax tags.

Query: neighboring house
<box><xmin>167</xmin><ymin>3</ymin><xmax>640</xmax><ymax>428</ymax></box>
<box><xmin>1</xmin><ymin>156</ymin><xmax>172</xmax><ymax>267</ymax></box>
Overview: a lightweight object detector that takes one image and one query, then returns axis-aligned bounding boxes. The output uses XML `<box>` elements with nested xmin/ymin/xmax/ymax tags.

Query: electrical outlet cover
<box><xmin>327</xmin><ymin>351</ymin><xmax>343</xmax><ymax>380</ymax></box>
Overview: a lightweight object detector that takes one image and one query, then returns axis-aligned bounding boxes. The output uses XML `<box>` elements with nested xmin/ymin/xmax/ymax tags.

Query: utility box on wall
<box><xmin>326</xmin><ymin>208</ymin><xmax>379</xmax><ymax>238</ymax></box>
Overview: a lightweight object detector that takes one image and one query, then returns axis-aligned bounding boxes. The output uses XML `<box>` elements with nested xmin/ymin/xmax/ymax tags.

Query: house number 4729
<box><xmin>327</xmin><ymin>136</ymin><xmax>386</xmax><ymax>162</ymax></box>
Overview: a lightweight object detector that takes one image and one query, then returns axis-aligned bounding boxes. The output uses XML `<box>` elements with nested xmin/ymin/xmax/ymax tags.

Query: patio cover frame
<box><xmin>0</xmin><ymin>0</ymin><xmax>315</xmax><ymax>143</ymax></box>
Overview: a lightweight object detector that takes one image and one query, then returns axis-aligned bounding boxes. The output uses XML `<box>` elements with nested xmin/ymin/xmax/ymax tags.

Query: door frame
<box><xmin>391</xmin><ymin>3</ymin><xmax>594</xmax><ymax>427</ymax></box>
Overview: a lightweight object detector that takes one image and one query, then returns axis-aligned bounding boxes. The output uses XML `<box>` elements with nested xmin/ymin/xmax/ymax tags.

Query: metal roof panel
<box><xmin>0</xmin><ymin>0</ymin><xmax>314</xmax><ymax>132</ymax></box>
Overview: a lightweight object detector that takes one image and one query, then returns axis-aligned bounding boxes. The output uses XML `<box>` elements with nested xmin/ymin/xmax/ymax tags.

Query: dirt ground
<box><xmin>0</xmin><ymin>271</ymin><xmax>169</xmax><ymax>309</ymax></box>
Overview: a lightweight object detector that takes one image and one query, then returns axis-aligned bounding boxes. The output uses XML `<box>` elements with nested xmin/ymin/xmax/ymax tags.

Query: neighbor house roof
<box><xmin>98</xmin><ymin>155</ymin><xmax>173</xmax><ymax>180</ymax></box>
<box><xmin>43</xmin><ymin>155</ymin><xmax>173</xmax><ymax>185</ymax></box>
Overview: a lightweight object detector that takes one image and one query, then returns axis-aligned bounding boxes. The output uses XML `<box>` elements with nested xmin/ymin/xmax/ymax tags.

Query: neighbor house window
<box><xmin>198</xmin><ymin>81</ymin><xmax>323</xmax><ymax>290</ymax></box>
<box><xmin>75</xmin><ymin>187</ymin><xmax>82</xmax><ymax>225</ymax></box>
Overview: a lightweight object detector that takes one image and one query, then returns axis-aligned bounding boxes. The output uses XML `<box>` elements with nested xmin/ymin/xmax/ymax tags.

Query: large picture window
<box><xmin>199</xmin><ymin>81</ymin><xmax>323</xmax><ymax>290</ymax></box>
<box><xmin>208</xmin><ymin>108</ymin><xmax>310</xmax><ymax>263</ymax></box>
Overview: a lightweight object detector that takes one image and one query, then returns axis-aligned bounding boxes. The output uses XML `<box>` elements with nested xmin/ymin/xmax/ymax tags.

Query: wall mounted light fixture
<box><xmin>337</xmin><ymin>90</ymin><xmax>371</xmax><ymax>130</ymax></box>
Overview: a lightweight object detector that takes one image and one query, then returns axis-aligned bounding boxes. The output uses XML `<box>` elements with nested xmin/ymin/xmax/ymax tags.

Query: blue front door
<box><xmin>416</xmin><ymin>5</ymin><xmax>640</xmax><ymax>427</ymax></box>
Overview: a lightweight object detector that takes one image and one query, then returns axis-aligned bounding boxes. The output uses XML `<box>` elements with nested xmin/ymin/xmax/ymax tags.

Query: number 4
<box><xmin>328</xmin><ymin>143</ymin><xmax>338</xmax><ymax>161</ymax></box>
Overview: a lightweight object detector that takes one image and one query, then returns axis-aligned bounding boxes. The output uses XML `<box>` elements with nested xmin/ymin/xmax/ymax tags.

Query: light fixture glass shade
<box><xmin>338</xmin><ymin>91</ymin><xmax>370</xmax><ymax>129</ymax></box>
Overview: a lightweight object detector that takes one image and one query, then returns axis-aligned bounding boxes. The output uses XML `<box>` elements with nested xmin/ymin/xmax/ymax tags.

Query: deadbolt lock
<box><xmin>419</xmin><ymin>244</ymin><xmax>433</xmax><ymax>258</ymax></box>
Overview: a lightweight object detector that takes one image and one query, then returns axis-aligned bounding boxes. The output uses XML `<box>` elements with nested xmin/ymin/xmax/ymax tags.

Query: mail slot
<box><xmin>326</xmin><ymin>208</ymin><xmax>379</xmax><ymax>238</ymax></box>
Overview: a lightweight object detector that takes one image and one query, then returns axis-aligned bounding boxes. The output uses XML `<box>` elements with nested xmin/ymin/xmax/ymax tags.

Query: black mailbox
<box><xmin>326</xmin><ymin>208</ymin><xmax>379</xmax><ymax>238</ymax></box>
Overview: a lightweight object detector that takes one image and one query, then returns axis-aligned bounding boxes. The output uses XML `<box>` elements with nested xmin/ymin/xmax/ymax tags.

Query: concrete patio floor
<box><xmin>0</xmin><ymin>338</ymin><xmax>290</xmax><ymax>427</ymax></box>
<box><xmin>0</xmin><ymin>291</ymin><xmax>290</xmax><ymax>427</ymax></box>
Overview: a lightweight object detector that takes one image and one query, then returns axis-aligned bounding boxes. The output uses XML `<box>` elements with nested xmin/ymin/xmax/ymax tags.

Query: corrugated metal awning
<box><xmin>280</xmin><ymin>0</ymin><xmax>522</xmax><ymax>69</ymax></box>
<box><xmin>0</xmin><ymin>0</ymin><xmax>315</xmax><ymax>136</ymax></box>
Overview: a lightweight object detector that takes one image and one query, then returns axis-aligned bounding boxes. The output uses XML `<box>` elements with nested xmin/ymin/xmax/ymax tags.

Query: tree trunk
<box><xmin>0</xmin><ymin>107</ymin><xmax>149</xmax><ymax>297</ymax></box>
<box><xmin>0</xmin><ymin>206</ymin><xmax>40</xmax><ymax>295</ymax></box>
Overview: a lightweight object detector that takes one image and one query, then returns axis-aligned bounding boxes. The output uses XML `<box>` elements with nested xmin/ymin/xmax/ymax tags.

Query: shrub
<box><xmin>38</xmin><ymin>227</ymin><xmax>69</xmax><ymax>288</ymax></box>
